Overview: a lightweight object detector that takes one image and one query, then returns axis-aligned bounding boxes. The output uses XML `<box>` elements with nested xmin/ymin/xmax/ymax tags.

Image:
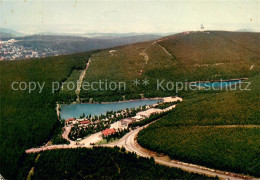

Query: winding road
<box><xmin>25</xmin><ymin>95</ymin><xmax>256</xmax><ymax>179</ymax></box>
<box><xmin>101</xmin><ymin>124</ymin><xmax>254</xmax><ymax>180</ymax></box>
<box><xmin>26</xmin><ymin>121</ymin><xmax>255</xmax><ymax>179</ymax></box>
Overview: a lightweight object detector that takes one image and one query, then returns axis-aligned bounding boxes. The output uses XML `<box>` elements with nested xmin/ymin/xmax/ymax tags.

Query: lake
<box><xmin>195</xmin><ymin>80</ymin><xmax>241</xmax><ymax>88</ymax></box>
<box><xmin>60</xmin><ymin>99</ymin><xmax>162</xmax><ymax>119</ymax></box>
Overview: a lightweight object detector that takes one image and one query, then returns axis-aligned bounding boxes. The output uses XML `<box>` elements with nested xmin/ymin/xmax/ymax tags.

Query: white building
<box><xmin>132</xmin><ymin>115</ymin><xmax>144</xmax><ymax>122</ymax></box>
<box><xmin>136</xmin><ymin>108</ymin><xmax>163</xmax><ymax>118</ymax></box>
<box><xmin>110</xmin><ymin>121</ymin><xmax>122</xmax><ymax>130</ymax></box>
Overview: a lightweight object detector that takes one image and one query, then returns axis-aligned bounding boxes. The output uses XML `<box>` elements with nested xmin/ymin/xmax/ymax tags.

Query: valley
<box><xmin>0</xmin><ymin>31</ymin><xmax>259</xmax><ymax>179</ymax></box>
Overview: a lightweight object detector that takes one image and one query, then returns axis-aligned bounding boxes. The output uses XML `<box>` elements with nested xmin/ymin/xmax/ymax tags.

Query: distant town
<box><xmin>0</xmin><ymin>39</ymin><xmax>59</xmax><ymax>61</ymax></box>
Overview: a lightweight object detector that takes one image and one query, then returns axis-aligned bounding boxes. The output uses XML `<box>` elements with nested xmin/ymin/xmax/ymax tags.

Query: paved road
<box><xmin>102</xmin><ymin>125</ymin><xmax>254</xmax><ymax>180</ymax></box>
<box><xmin>26</xmin><ymin>122</ymin><xmax>255</xmax><ymax>179</ymax></box>
<box><xmin>26</xmin><ymin>95</ymin><xmax>255</xmax><ymax>179</ymax></box>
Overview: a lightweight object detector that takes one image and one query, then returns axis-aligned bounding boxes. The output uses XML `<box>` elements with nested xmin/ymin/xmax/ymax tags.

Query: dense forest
<box><xmin>76</xmin><ymin>31</ymin><xmax>260</xmax><ymax>177</ymax></box>
<box><xmin>138</xmin><ymin>75</ymin><xmax>260</xmax><ymax>177</ymax></box>
<box><xmin>0</xmin><ymin>52</ymin><xmax>93</xmax><ymax>179</ymax></box>
<box><xmin>1</xmin><ymin>31</ymin><xmax>260</xmax><ymax>179</ymax></box>
<box><xmin>19</xmin><ymin>147</ymin><xmax>215</xmax><ymax>179</ymax></box>
<box><xmin>0</xmin><ymin>48</ymin><xmax>214</xmax><ymax>179</ymax></box>
<box><xmin>80</xmin><ymin>31</ymin><xmax>260</xmax><ymax>102</ymax></box>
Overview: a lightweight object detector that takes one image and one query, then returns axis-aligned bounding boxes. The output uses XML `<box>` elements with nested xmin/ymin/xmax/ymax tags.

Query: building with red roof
<box><xmin>66</xmin><ymin>118</ymin><xmax>74</xmax><ymax>122</ymax></box>
<box><xmin>80</xmin><ymin>120</ymin><xmax>90</xmax><ymax>125</ymax></box>
<box><xmin>65</xmin><ymin>118</ymin><xmax>75</xmax><ymax>125</ymax></box>
<box><xmin>102</xmin><ymin>128</ymin><xmax>116</xmax><ymax>137</ymax></box>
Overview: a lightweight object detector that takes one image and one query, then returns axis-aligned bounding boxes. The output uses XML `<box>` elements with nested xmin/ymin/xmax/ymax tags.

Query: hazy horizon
<box><xmin>0</xmin><ymin>0</ymin><xmax>259</xmax><ymax>34</ymax></box>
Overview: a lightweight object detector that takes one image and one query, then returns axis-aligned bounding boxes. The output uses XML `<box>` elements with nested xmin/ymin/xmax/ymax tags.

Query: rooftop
<box><xmin>102</xmin><ymin>128</ymin><xmax>116</xmax><ymax>136</ymax></box>
<box><xmin>80</xmin><ymin>120</ymin><xmax>90</xmax><ymax>124</ymax></box>
<box><xmin>136</xmin><ymin>108</ymin><xmax>163</xmax><ymax>118</ymax></box>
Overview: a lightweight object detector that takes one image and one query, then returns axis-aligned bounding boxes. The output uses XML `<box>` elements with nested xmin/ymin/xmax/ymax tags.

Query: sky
<box><xmin>0</xmin><ymin>0</ymin><xmax>259</xmax><ymax>34</ymax></box>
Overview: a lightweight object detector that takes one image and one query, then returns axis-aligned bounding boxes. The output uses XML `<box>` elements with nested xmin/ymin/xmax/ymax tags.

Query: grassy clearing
<box><xmin>96</xmin><ymin>138</ymin><xmax>119</xmax><ymax>145</ymax></box>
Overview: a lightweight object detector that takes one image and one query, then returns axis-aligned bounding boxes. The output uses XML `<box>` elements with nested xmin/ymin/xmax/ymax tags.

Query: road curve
<box><xmin>26</xmin><ymin>121</ymin><xmax>255</xmax><ymax>179</ymax></box>
<box><xmin>102</xmin><ymin>125</ymin><xmax>254</xmax><ymax>180</ymax></box>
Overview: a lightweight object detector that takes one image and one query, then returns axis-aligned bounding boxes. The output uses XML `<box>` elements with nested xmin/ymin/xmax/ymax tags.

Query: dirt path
<box><xmin>158</xmin><ymin>43</ymin><xmax>174</xmax><ymax>59</ymax></box>
<box><xmin>109</xmin><ymin>50</ymin><xmax>117</xmax><ymax>56</ymax></box>
<box><xmin>62</xmin><ymin>126</ymin><xmax>74</xmax><ymax>144</ymax></box>
<box><xmin>56</xmin><ymin>103</ymin><xmax>60</xmax><ymax>119</ymax></box>
<box><xmin>25</xmin><ymin>144</ymin><xmax>82</xmax><ymax>153</ymax></box>
<box><xmin>139</xmin><ymin>50</ymin><xmax>149</xmax><ymax>64</ymax></box>
<box><xmin>75</xmin><ymin>58</ymin><xmax>91</xmax><ymax>102</ymax></box>
<box><xmin>250</xmin><ymin>64</ymin><xmax>254</xmax><ymax>71</ymax></box>
<box><xmin>154</xmin><ymin>41</ymin><xmax>174</xmax><ymax>60</ymax></box>
<box><xmin>25</xmin><ymin>131</ymin><xmax>102</xmax><ymax>153</ymax></box>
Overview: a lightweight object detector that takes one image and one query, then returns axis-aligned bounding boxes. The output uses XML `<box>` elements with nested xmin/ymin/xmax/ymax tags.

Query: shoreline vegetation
<box><xmin>59</xmin><ymin>97</ymin><xmax>164</xmax><ymax>106</ymax></box>
<box><xmin>61</xmin><ymin>97</ymin><xmax>181</xmax><ymax>142</ymax></box>
<box><xmin>26</xmin><ymin>97</ymin><xmax>181</xmax><ymax>148</ymax></box>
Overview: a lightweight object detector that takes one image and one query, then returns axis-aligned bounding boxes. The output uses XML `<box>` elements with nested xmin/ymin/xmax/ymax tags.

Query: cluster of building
<box><xmin>65</xmin><ymin>105</ymin><xmax>163</xmax><ymax>139</ymax></box>
<box><xmin>66</xmin><ymin>118</ymin><xmax>90</xmax><ymax>126</ymax></box>
<box><xmin>66</xmin><ymin>96</ymin><xmax>183</xmax><ymax>140</ymax></box>
<box><xmin>0</xmin><ymin>39</ymin><xmax>59</xmax><ymax>60</ymax></box>
<box><xmin>108</xmin><ymin>108</ymin><xmax>163</xmax><ymax>131</ymax></box>
<box><xmin>66</xmin><ymin>118</ymin><xmax>108</xmax><ymax>128</ymax></box>
<box><xmin>101</xmin><ymin>97</ymin><xmax>183</xmax><ymax>137</ymax></box>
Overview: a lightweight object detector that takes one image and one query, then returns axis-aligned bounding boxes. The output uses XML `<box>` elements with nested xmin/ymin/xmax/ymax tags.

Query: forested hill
<box><xmin>18</xmin><ymin>147</ymin><xmax>213</xmax><ymax>179</ymax></box>
<box><xmin>0</xmin><ymin>31</ymin><xmax>259</xmax><ymax>179</ymax></box>
<box><xmin>0</xmin><ymin>52</ymin><xmax>94</xmax><ymax>179</ymax></box>
<box><xmin>80</xmin><ymin>31</ymin><xmax>260</xmax><ymax>102</ymax></box>
<box><xmin>12</xmin><ymin>34</ymin><xmax>162</xmax><ymax>55</ymax></box>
